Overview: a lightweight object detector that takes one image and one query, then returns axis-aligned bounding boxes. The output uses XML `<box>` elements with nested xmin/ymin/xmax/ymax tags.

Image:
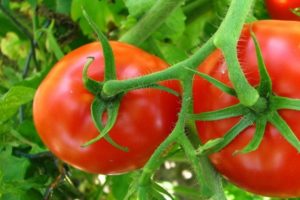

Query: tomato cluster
<box><xmin>33</xmin><ymin>5</ymin><xmax>300</xmax><ymax>198</ymax></box>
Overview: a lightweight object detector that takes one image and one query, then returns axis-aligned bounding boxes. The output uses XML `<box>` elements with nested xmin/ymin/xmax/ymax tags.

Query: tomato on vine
<box><xmin>265</xmin><ymin>0</ymin><xmax>300</xmax><ymax>20</ymax></box>
<box><xmin>33</xmin><ymin>41</ymin><xmax>181</xmax><ymax>174</ymax></box>
<box><xmin>193</xmin><ymin>20</ymin><xmax>300</xmax><ymax>197</ymax></box>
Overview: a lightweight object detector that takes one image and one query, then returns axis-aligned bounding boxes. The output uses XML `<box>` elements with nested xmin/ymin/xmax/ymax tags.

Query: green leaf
<box><xmin>154</xmin><ymin>8</ymin><xmax>186</xmax><ymax>42</ymax></box>
<box><xmin>177</xmin><ymin>9</ymin><xmax>213</xmax><ymax>52</ymax></box>
<box><xmin>0</xmin><ymin>148</ymin><xmax>43</xmax><ymax>200</ymax></box>
<box><xmin>42</xmin><ymin>0</ymin><xmax>72</xmax><ymax>14</ymax></box>
<box><xmin>158</xmin><ymin>42</ymin><xmax>188</xmax><ymax>64</ymax></box>
<box><xmin>0</xmin><ymin>147</ymin><xmax>29</xmax><ymax>182</ymax></box>
<box><xmin>0</xmin><ymin>32</ymin><xmax>30</xmax><ymax>60</ymax></box>
<box><xmin>123</xmin><ymin>0</ymin><xmax>155</xmax><ymax>18</ymax></box>
<box><xmin>17</xmin><ymin>120</ymin><xmax>43</xmax><ymax>146</ymax></box>
<box><xmin>0</xmin><ymin>86</ymin><xmax>35</xmax><ymax>122</ymax></box>
<box><xmin>0</xmin><ymin>13</ymin><xmax>23</xmax><ymax>37</ymax></box>
<box><xmin>45</xmin><ymin>21</ymin><xmax>64</xmax><ymax>60</ymax></box>
<box><xmin>71</xmin><ymin>0</ymin><xmax>115</xmax><ymax>35</ymax></box>
<box><xmin>124</xmin><ymin>0</ymin><xmax>186</xmax><ymax>42</ymax></box>
<box><xmin>111</xmin><ymin>174</ymin><xmax>132</xmax><ymax>200</ymax></box>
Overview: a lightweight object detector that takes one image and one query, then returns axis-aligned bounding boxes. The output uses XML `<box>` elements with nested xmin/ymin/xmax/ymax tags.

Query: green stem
<box><xmin>103</xmin><ymin>38</ymin><xmax>215</xmax><ymax>96</ymax></box>
<box><xmin>179</xmin><ymin>134</ymin><xmax>226</xmax><ymax>200</ymax></box>
<box><xmin>137</xmin><ymin>123</ymin><xmax>183</xmax><ymax>200</ymax></box>
<box><xmin>213</xmin><ymin>0</ymin><xmax>259</xmax><ymax>106</ymax></box>
<box><xmin>179</xmin><ymin>77</ymin><xmax>225</xmax><ymax>199</ymax></box>
<box><xmin>120</xmin><ymin>0</ymin><xmax>184</xmax><ymax>45</ymax></box>
<box><xmin>138</xmin><ymin>76</ymin><xmax>225</xmax><ymax>199</ymax></box>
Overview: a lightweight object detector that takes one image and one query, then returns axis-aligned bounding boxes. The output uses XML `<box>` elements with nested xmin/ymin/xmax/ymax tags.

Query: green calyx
<box><xmin>81</xmin><ymin>9</ymin><xmax>180</xmax><ymax>150</ymax></box>
<box><xmin>80</xmin><ymin>9</ymin><xmax>128</xmax><ymax>151</ymax></box>
<box><xmin>193</xmin><ymin>32</ymin><xmax>300</xmax><ymax>155</ymax></box>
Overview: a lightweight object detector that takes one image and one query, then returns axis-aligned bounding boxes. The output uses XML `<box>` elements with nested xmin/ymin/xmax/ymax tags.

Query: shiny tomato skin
<box><xmin>33</xmin><ymin>41</ymin><xmax>180</xmax><ymax>174</ymax></box>
<box><xmin>266</xmin><ymin>0</ymin><xmax>300</xmax><ymax>21</ymax></box>
<box><xmin>193</xmin><ymin>20</ymin><xmax>300</xmax><ymax>197</ymax></box>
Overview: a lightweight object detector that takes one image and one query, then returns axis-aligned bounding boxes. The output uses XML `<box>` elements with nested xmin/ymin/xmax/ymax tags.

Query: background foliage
<box><xmin>0</xmin><ymin>0</ymin><xmax>293</xmax><ymax>199</ymax></box>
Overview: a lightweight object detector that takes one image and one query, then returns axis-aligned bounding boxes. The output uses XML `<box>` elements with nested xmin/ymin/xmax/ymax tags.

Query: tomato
<box><xmin>193</xmin><ymin>20</ymin><xmax>300</xmax><ymax>197</ymax></box>
<box><xmin>33</xmin><ymin>41</ymin><xmax>180</xmax><ymax>174</ymax></box>
<box><xmin>266</xmin><ymin>0</ymin><xmax>300</xmax><ymax>21</ymax></box>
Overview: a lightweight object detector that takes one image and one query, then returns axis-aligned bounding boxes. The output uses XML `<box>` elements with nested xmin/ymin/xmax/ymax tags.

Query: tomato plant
<box><xmin>7</xmin><ymin>0</ymin><xmax>300</xmax><ymax>199</ymax></box>
<box><xmin>33</xmin><ymin>41</ymin><xmax>181</xmax><ymax>174</ymax></box>
<box><xmin>194</xmin><ymin>20</ymin><xmax>300</xmax><ymax>197</ymax></box>
<box><xmin>265</xmin><ymin>0</ymin><xmax>300</xmax><ymax>20</ymax></box>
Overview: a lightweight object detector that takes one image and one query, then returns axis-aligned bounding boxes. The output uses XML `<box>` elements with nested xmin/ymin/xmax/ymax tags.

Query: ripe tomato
<box><xmin>265</xmin><ymin>0</ymin><xmax>300</xmax><ymax>21</ymax></box>
<box><xmin>33</xmin><ymin>41</ymin><xmax>180</xmax><ymax>174</ymax></box>
<box><xmin>193</xmin><ymin>20</ymin><xmax>300</xmax><ymax>197</ymax></box>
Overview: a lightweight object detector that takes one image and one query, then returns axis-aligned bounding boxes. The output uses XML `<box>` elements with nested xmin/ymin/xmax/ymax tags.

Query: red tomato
<box><xmin>33</xmin><ymin>41</ymin><xmax>180</xmax><ymax>174</ymax></box>
<box><xmin>266</xmin><ymin>0</ymin><xmax>300</xmax><ymax>21</ymax></box>
<box><xmin>193</xmin><ymin>20</ymin><xmax>300</xmax><ymax>197</ymax></box>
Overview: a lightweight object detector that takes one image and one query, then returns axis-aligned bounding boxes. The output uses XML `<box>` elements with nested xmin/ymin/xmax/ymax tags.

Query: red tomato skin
<box><xmin>266</xmin><ymin>0</ymin><xmax>300</xmax><ymax>21</ymax></box>
<box><xmin>193</xmin><ymin>20</ymin><xmax>300</xmax><ymax>197</ymax></box>
<box><xmin>33</xmin><ymin>41</ymin><xmax>180</xmax><ymax>174</ymax></box>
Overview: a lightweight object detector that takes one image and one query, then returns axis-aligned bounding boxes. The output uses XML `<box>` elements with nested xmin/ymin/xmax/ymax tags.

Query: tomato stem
<box><xmin>137</xmin><ymin>76</ymin><xmax>226</xmax><ymax>199</ymax></box>
<box><xmin>213</xmin><ymin>0</ymin><xmax>259</xmax><ymax>106</ymax></box>
<box><xmin>103</xmin><ymin>38</ymin><xmax>215</xmax><ymax>97</ymax></box>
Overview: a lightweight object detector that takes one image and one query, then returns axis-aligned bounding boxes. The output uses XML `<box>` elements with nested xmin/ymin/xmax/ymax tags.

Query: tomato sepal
<box><xmin>189</xmin><ymin>104</ymin><xmax>248</xmax><ymax>121</ymax></box>
<box><xmin>82</xmin><ymin>56</ymin><xmax>103</xmax><ymax>95</ymax></box>
<box><xmin>200</xmin><ymin>113</ymin><xmax>256</xmax><ymax>154</ymax></box>
<box><xmin>271</xmin><ymin>96</ymin><xmax>300</xmax><ymax>111</ymax></box>
<box><xmin>185</xmin><ymin>67</ymin><xmax>236</xmax><ymax>96</ymax></box>
<box><xmin>268</xmin><ymin>112</ymin><xmax>300</xmax><ymax>152</ymax></box>
<box><xmin>233</xmin><ymin>118</ymin><xmax>267</xmax><ymax>155</ymax></box>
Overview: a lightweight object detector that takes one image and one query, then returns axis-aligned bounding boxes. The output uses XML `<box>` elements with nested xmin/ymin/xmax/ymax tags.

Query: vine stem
<box><xmin>213</xmin><ymin>0</ymin><xmax>258</xmax><ymax>106</ymax></box>
<box><xmin>102</xmin><ymin>0</ymin><xmax>257</xmax><ymax>198</ymax></box>
<box><xmin>137</xmin><ymin>72</ymin><xmax>225</xmax><ymax>200</ymax></box>
<box><xmin>102</xmin><ymin>38</ymin><xmax>215</xmax><ymax>96</ymax></box>
<box><xmin>120</xmin><ymin>0</ymin><xmax>184</xmax><ymax>45</ymax></box>
<box><xmin>177</xmin><ymin>77</ymin><xmax>225</xmax><ymax>199</ymax></box>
